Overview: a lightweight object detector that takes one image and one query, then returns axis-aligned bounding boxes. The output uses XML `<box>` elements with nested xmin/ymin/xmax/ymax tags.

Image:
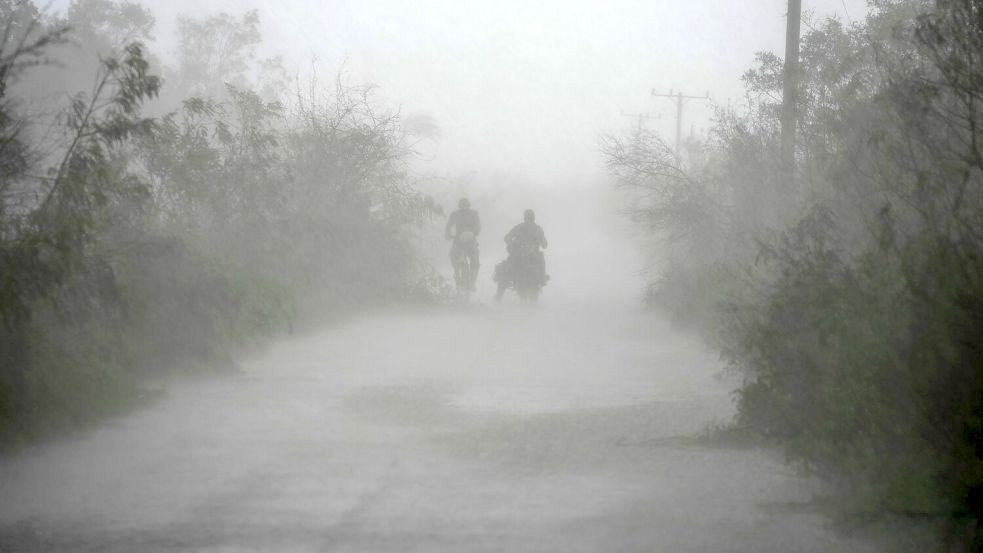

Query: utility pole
<box><xmin>651</xmin><ymin>89</ymin><xmax>709</xmax><ymax>159</ymax></box>
<box><xmin>620</xmin><ymin>110</ymin><xmax>654</xmax><ymax>137</ymax></box>
<box><xmin>619</xmin><ymin>111</ymin><xmax>653</xmax><ymax>206</ymax></box>
<box><xmin>781</xmin><ymin>0</ymin><xmax>802</xmax><ymax>181</ymax></box>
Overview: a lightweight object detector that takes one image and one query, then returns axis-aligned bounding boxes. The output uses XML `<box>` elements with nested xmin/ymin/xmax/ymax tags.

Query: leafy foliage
<box><xmin>607</xmin><ymin>0</ymin><xmax>983</xmax><ymax>548</ymax></box>
<box><xmin>0</xmin><ymin>2</ymin><xmax>438</xmax><ymax>446</ymax></box>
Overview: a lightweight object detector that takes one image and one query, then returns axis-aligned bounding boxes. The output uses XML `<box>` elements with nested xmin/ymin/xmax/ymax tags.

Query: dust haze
<box><xmin>1</xmin><ymin>0</ymin><xmax>977</xmax><ymax>551</ymax></box>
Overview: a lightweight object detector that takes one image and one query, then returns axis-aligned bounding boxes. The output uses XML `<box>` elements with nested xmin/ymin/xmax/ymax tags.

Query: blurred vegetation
<box><xmin>605</xmin><ymin>0</ymin><xmax>983</xmax><ymax>549</ymax></box>
<box><xmin>0</xmin><ymin>0</ymin><xmax>440</xmax><ymax>446</ymax></box>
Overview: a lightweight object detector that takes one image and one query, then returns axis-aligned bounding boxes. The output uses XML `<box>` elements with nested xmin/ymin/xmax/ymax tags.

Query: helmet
<box><xmin>458</xmin><ymin>198</ymin><xmax>471</xmax><ymax>210</ymax></box>
<box><xmin>524</xmin><ymin>209</ymin><xmax>535</xmax><ymax>222</ymax></box>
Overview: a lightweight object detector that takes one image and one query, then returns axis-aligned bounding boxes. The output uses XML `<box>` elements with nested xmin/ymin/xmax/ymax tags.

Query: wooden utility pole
<box><xmin>781</xmin><ymin>0</ymin><xmax>802</xmax><ymax>181</ymax></box>
<box><xmin>620</xmin><ymin>110</ymin><xmax>653</xmax><ymax>137</ymax></box>
<box><xmin>619</xmin><ymin>111</ymin><xmax>653</xmax><ymax>206</ymax></box>
<box><xmin>651</xmin><ymin>89</ymin><xmax>709</xmax><ymax>159</ymax></box>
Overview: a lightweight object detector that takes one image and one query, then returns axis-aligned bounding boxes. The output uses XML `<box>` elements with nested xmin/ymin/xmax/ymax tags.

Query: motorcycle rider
<box><xmin>503</xmin><ymin>208</ymin><xmax>548</xmax><ymax>285</ymax></box>
<box><xmin>445</xmin><ymin>198</ymin><xmax>481</xmax><ymax>290</ymax></box>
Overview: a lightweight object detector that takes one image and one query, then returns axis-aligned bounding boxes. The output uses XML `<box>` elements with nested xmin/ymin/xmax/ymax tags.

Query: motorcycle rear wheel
<box><xmin>455</xmin><ymin>258</ymin><xmax>473</xmax><ymax>298</ymax></box>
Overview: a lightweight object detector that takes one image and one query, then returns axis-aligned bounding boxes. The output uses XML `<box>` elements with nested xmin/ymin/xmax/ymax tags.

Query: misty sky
<box><xmin>54</xmin><ymin>0</ymin><xmax>868</xmax><ymax>185</ymax></box>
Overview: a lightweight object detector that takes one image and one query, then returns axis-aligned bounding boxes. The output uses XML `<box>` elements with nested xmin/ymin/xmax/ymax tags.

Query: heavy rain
<box><xmin>0</xmin><ymin>0</ymin><xmax>979</xmax><ymax>551</ymax></box>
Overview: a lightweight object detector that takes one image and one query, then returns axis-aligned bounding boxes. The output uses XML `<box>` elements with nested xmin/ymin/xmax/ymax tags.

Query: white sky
<box><xmin>54</xmin><ymin>0</ymin><xmax>869</xmax><ymax>186</ymax></box>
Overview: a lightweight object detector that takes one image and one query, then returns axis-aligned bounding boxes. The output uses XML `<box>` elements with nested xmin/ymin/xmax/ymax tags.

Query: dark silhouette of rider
<box><xmin>504</xmin><ymin>209</ymin><xmax>548</xmax><ymax>284</ymax></box>
<box><xmin>445</xmin><ymin>198</ymin><xmax>481</xmax><ymax>290</ymax></box>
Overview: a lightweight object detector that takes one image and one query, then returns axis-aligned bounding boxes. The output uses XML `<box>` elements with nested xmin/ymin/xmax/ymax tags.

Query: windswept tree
<box><xmin>0</xmin><ymin>2</ymin><xmax>440</xmax><ymax>449</ymax></box>
<box><xmin>1</xmin><ymin>3</ymin><xmax>159</xmax><ymax>438</ymax></box>
<box><xmin>607</xmin><ymin>0</ymin><xmax>983</xmax><ymax>547</ymax></box>
<box><xmin>171</xmin><ymin>10</ymin><xmax>261</xmax><ymax>101</ymax></box>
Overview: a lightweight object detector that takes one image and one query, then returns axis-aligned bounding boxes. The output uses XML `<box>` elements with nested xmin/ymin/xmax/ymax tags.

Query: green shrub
<box><xmin>608</xmin><ymin>0</ymin><xmax>983</xmax><ymax>547</ymax></box>
<box><xmin>0</xmin><ymin>2</ymin><xmax>436</xmax><ymax>446</ymax></box>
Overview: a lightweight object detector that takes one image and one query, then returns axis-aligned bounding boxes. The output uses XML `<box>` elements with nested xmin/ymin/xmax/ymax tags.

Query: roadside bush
<box><xmin>607</xmin><ymin>0</ymin><xmax>983</xmax><ymax>547</ymax></box>
<box><xmin>0</xmin><ymin>2</ymin><xmax>436</xmax><ymax>445</ymax></box>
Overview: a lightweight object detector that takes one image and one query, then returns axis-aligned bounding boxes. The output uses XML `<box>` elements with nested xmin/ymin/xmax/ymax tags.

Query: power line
<box><xmin>840</xmin><ymin>0</ymin><xmax>853</xmax><ymax>24</ymax></box>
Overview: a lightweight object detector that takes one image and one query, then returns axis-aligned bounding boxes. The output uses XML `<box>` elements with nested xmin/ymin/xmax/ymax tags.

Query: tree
<box><xmin>0</xmin><ymin>38</ymin><xmax>159</xmax><ymax>440</ymax></box>
<box><xmin>608</xmin><ymin>1</ymin><xmax>983</xmax><ymax>547</ymax></box>
<box><xmin>171</xmin><ymin>10</ymin><xmax>261</xmax><ymax>101</ymax></box>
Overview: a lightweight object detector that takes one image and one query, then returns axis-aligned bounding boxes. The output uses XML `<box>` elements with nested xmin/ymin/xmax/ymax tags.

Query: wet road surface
<box><xmin>0</xmin><ymin>303</ymin><xmax>875</xmax><ymax>552</ymax></box>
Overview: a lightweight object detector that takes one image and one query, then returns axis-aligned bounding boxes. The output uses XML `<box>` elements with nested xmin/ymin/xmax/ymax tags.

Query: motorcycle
<box><xmin>452</xmin><ymin>231</ymin><xmax>477</xmax><ymax>297</ymax></box>
<box><xmin>493</xmin><ymin>242</ymin><xmax>545</xmax><ymax>303</ymax></box>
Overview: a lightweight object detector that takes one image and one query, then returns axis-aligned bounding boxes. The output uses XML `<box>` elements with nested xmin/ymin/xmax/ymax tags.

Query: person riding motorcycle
<box><xmin>445</xmin><ymin>198</ymin><xmax>481</xmax><ymax>291</ymax></box>
<box><xmin>502</xmin><ymin>209</ymin><xmax>548</xmax><ymax>285</ymax></box>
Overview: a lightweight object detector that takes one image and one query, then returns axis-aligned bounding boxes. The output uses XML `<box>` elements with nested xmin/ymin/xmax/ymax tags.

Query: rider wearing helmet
<box><xmin>445</xmin><ymin>198</ymin><xmax>481</xmax><ymax>290</ymax></box>
<box><xmin>504</xmin><ymin>209</ymin><xmax>548</xmax><ymax>284</ymax></box>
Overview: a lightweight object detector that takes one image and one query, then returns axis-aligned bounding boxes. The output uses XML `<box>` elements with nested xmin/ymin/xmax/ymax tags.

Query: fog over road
<box><xmin>0</xmin><ymin>308</ymin><xmax>874</xmax><ymax>551</ymax></box>
<box><xmin>0</xmin><ymin>198</ymin><xmax>874</xmax><ymax>552</ymax></box>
